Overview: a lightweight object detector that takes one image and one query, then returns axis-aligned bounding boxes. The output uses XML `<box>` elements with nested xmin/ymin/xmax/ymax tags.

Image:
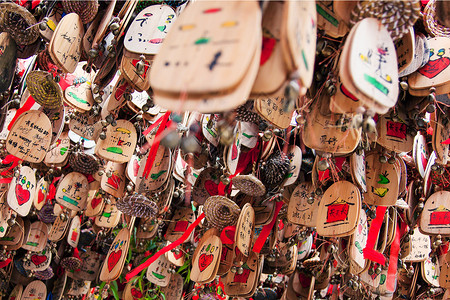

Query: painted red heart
<box><xmin>198</xmin><ymin>253</ymin><xmax>213</xmax><ymax>272</ymax></box>
<box><xmin>15</xmin><ymin>184</ymin><xmax>30</xmax><ymax>206</ymax></box>
<box><xmin>91</xmin><ymin>197</ymin><xmax>102</xmax><ymax>209</ymax></box>
<box><xmin>37</xmin><ymin>189</ymin><xmax>45</xmax><ymax>204</ymax></box>
<box><xmin>418</xmin><ymin>57</ymin><xmax>450</xmax><ymax>79</ymax></box>
<box><xmin>31</xmin><ymin>254</ymin><xmax>47</xmax><ymax>266</ymax></box>
<box><xmin>107</xmin><ymin>249</ymin><xmax>122</xmax><ymax>272</ymax></box>
<box><xmin>204</xmin><ymin>180</ymin><xmax>219</xmax><ymax>196</ymax></box>
<box><xmin>131</xmin><ymin>288</ymin><xmax>143</xmax><ymax>299</ymax></box>
<box><xmin>173</xmin><ymin>250</ymin><xmax>184</xmax><ymax>260</ymax></box>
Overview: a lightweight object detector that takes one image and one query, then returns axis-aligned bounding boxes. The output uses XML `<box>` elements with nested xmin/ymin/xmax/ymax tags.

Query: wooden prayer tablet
<box><xmin>403</xmin><ymin>227</ymin><xmax>430</xmax><ymax>262</ymax></box>
<box><xmin>395</xmin><ymin>27</ymin><xmax>415</xmax><ymax>73</ymax></box>
<box><xmin>152</xmin><ymin>37</ymin><xmax>261</xmax><ymax>113</ymax></box>
<box><xmin>399</xmin><ymin>31</ymin><xmax>425</xmax><ymax>77</ymax></box>
<box><xmin>120</xmin><ymin>49</ymin><xmax>153</xmax><ymax>92</ymax></box>
<box><xmin>287</xmin><ymin>181</ymin><xmax>319</xmax><ymax>227</ymax></box>
<box><xmin>40</xmin><ymin>104</ymin><xmax>65</xmax><ymax>145</ymax></box>
<box><xmin>316</xmin><ymin>1</ymin><xmax>349</xmax><ymax>38</ymax></box>
<box><xmin>49</xmin><ymin>13</ymin><xmax>84</xmax><ymax>73</ymax></box>
<box><xmin>95</xmin><ymin>203</ymin><xmax>122</xmax><ymax>228</ymax></box>
<box><xmin>302</xmin><ymin>93</ymin><xmax>361</xmax><ymax>155</ymax></box>
<box><xmin>44</xmin><ymin>131</ymin><xmax>70</xmax><ymax>167</ymax></box>
<box><xmin>238</xmin><ymin>121</ymin><xmax>259</xmax><ymax>149</ymax></box>
<box><xmin>8</xmin><ymin>284</ymin><xmax>23</xmax><ymax>300</ymax></box>
<box><xmin>376</xmin><ymin>110</ymin><xmax>414</xmax><ymax>153</ymax></box>
<box><xmin>22</xmin><ymin>280</ymin><xmax>46</xmax><ymax>300</ymax></box>
<box><xmin>329</xmin><ymin>77</ymin><xmax>362</xmax><ymax>114</ymax></box>
<box><xmin>85</xmin><ymin>182</ymin><xmax>104</xmax><ymax>217</ymax></box>
<box><xmin>64</xmin><ymin>63</ymin><xmax>94</xmax><ymax>112</ymax></box>
<box><xmin>422</xmin><ymin>256</ymin><xmax>440</xmax><ymax>287</ymax></box>
<box><xmin>135</xmin><ymin>144</ymin><xmax>171</xmax><ymax>193</ymax></box>
<box><xmin>99</xmin><ymin>218</ymin><xmax>134</xmax><ymax>282</ymax></box>
<box><xmin>71</xmin><ymin>250</ymin><xmax>101</xmax><ymax>282</ymax></box>
<box><xmin>69</xmin><ymin>111</ymin><xmax>101</xmax><ymax>142</ymax></box>
<box><xmin>440</xmin><ymin>251</ymin><xmax>450</xmax><ymax>288</ymax></box>
<box><xmin>48</xmin><ymin>214</ymin><xmax>69</xmax><ymax>242</ymax></box>
<box><xmin>251</xmin><ymin>1</ymin><xmax>288</xmax><ymax>95</ymax></box>
<box><xmin>341</xmin><ymin>18</ymin><xmax>399</xmax><ymax>112</ymax></box>
<box><xmin>254</xmin><ymin>92</ymin><xmax>294</xmax><ymax>129</ymax></box>
<box><xmin>161</xmin><ymin>273</ymin><xmax>184</xmax><ymax>300</ymax></box>
<box><xmin>350</xmin><ymin>151</ymin><xmax>367</xmax><ymax>193</ymax></box>
<box><xmin>316</xmin><ymin>181</ymin><xmax>360</xmax><ymax>237</ymax></box>
<box><xmin>124</xmin><ymin>5</ymin><xmax>176</xmax><ymax>55</ymax></box>
<box><xmin>348</xmin><ymin>208</ymin><xmax>368</xmax><ymax>274</ymax></box>
<box><xmin>23</xmin><ymin>245</ymin><xmax>52</xmax><ymax>271</ymax></box>
<box><xmin>409</xmin><ymin>37</ymin><xmax>450</xmax><ymax>94</ymax></box>
<box><xmin>223</xmin><ymin>251</ymin><xmax>260</xmax><ymax>297</ymax></box>
<box><xmin>67</xmin><ymin>215</ymin><xmax>81</xmax><ymax>248</ymax></box>
<box><xmin>420</xmin><ymin>191</ymin><xmax>450</xmax><ymax>235</ymax></box>
<box><xmin>150</xmin><ymin>0</ymin><xmax>261</xmax><ymax>94</ymax></box>
<box><xmin>95</xmin><ymin>119</ymin><xmax>137</xmax><ymax>163</ymax></box>
<box><xmin>235</xmin><ymin>203</ymin><xmax>255</xmax><ymax>257</ymax></box>
<box><xmin>91</xmin><ymin>0</ymin><xmax>116</xmax><ymax>50</ymax></box>
<box><xmin>191</xmin><ymin>229</ymin><xmax>222</xmax><ymax>284</ymax></box>
<box><xmin>101</xmin><ymin>161</ymin><xmax>126</xmax><ymax>198</ymax></box>
<box><xmin>281</xmin><ymin>0</ymin><xmax>317</xmax><ymax>88</ymax></box>
<box><xmin>146</xmin><ymin>253</ymin><xmax>172</xmax><ymax>287</ymax></box>
<box><xmin>7</xmin><ymin>166</ymin><xmax>36</xmax><ymax>217</ymax></box>
<box><xmin>22</xmin><ymin>221</ymin><xmax>48</xmax><ymax>252</ymax></box>
<box><xmin>413</xmin><ymin>132</ymin><xmax>429</xmax><ymax>178</ymax></box>
<box><xmin>363</xmin><ymin>152</ymin><xmax>399</xmax><ymax>206</ymax></box>
<box><xmin>55</xmin><ymin>172</ymin><xmax>89</xmax><ymax>212</ymax></box>
<box><xmin>6</xmin><ymin>110</ymin><xmax>52</xmax><ymax>163</ymax></box>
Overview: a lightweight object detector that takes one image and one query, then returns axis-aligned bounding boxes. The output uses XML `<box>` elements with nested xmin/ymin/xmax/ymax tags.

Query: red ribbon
<box><xmin>252</xmin><ymin>200</ymin><xmax>284</xmax><ymax>254</ymax></box>
<box><xmin>142</xmin><ymin>111</ymin><xmax>171</xmax><ymax>179</ymax></box>
<box><xmin>0</xmin><ymin>258</ymin><xmax>11</xmax><ymax>269</ymax></box>
<box><xmin>46</xmin><ymin>176</ymin><xmax>61</xmax><ymax>202</ymax></box>
<box><xmin>386</xmin><ymin>220</ymin><xmax>406</xmax><ymax>292</ymax></box>
<box><xmin>220</xmin><ymin>226</ymin><xmax>236</xmax><ymax>245</ymax></box>
<box><xmin>8</xmin><ymin>96</ymin><xmax>35</xmax><ymax>131</ymax></box>
<box><xmin>363</xmin><ymin>206</ymin><xmax>388</xmax><ymax>265</ymax></box>
<box><xmin>0</xmin><ymin>177</ymin><xmax>12</xmax><ymax>184</ymax></box>
<box><xmin>125</xmin><ymin>212</ymin><xmax>205</xmax><ymax>282</ymax></box>
<box><xmin>1</xmin><ymin>155</ymin><xmax>22</xmax><ymax>177</ymax></box>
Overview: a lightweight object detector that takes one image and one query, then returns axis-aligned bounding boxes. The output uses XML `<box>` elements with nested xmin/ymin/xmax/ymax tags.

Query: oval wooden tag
<box><xmin>235</xmin><ymin>203</ymin><xmax>255</xmax><ymax>257</ymax></box>
<box><xmin>33</xmin><ymin>177</ymin><xmax>49</xmax><ymax>211</ymax></box>
<box><xmin>165</xmin><ymin>207</ymin><xmax>195</xmax><ymax>243</ymax></box>
<box><xmin>6</xmin><ymin>110</ymin><xmax>52</xmax><ymax>163</ymax></box>
<box><xmin>22</xmin><ymin>280</ymin><xmax>47</xmax><ymax>300</ymax></box>
<box><xmin>287</xmin><ymin>182</ymin><xmax>319</xmax><ymax>227</ymax></box>
<box><xmin>7</xmin><ymin>166</ymin><xmax>36</xmax><ymax>217</ymax></box>
<box><xmin>68</xmin><ymin>111</ymin><xmax>102</xmax><ymax>141</ymax></box>
<box><xmin>146</xmin><ymin>253</ymin><xmax>172</xmax><ymax>287</ymax></box>
<box><xmin>95</xmin><ymin>203</ymin><xmax>122</xmax><ymax>228</ymax></box>
<box><xmin>67</xmin><ymin>215</ymin><xmax>81</xmax><ymax>248</ymax></box>
<box><xmin>48</xmin><ymin>214</ymin><xmax>69</xmax><ymax>242</ymax></box>
<box><xmin>363</xmin><ymin>152</ymin><xmax>399</xmax><ymax>206</ymax></box>
<box><xmin>348</xmin><ymin>208</ymin><xmax>368</xmax><ymax>274</ymax></box>
<box><xmin>124</xmin><ymin>5</ymin><xmax>176</xmax><ymax>55</ymax></box>
<box><xmin>191</xmin><ymin>229</ymin><xmax>222</xmax><ymax>284</ymax></box>
<box><xmin>316</xmin><ymin>181</ymin><xmax>360</xmax><ymax>237</ymax></box>
<box><xmin>161</xmin><ymin>273</ymin><xmax>184</xmax><ymax>300</ymax></box>
<box><xmin>22</xmin><ymin>221</ymin><xmax>48</xmax><ymax>252</ymax></box>
<box><xmin>23</xmin><ymin>245</ymin><xmax>52</xmax><ymax>271</ymax></box>
<box><xmin>101</xmin><ymin>161</ymin><xmax>126</xmax><ymax>198</ymax></box>
<box><xmin>44</xmin><ymin>130</ymin><xmax>70</xmax><ymax>167</ymax></box>
<box><xmin>420</xmin><ymin>191</ymin><xmax>450</xmax><ymax>235</ymax></box>
<box><xmin>100</xmin><ymin>224</ymin><xmax>132</xmax><ymax>282</ymax></box>
<box><xmin>55</xmin><ymin>172</ymin><xmax>89</xmax><ymax>211</ymax></box>
<box><xmin>95</xmin><ymin>119</ymin><xmax>137</xmax><ymax>163</ymax></box>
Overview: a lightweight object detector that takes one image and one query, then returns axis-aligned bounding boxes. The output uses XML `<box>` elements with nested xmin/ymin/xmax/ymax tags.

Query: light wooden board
<box><xmin>23</xmin><ymin>245</ymin><xmax>52</xmax><ymax>271</ymax></box>
<box><xmin>420</xmin><ymin>191</ymin><xmax>450</xmax><ymax>235</ymax></box>
<box><xmin>22</xmin><ymin>221</ymin><xmax>48</xmax><ymax>252</ymax></box>
<box><xmin>120</xmin><ymin>49</ymin><xmax>153</xmax><ymax>92</ymax></box>
<box><xmin>7</xmin><ymin>166</ymin><xmax>36</xmax><ymax>217</ymax></box>
<box><xmin>395</xmin><ymin>27</ymin><xmax>415</xmax><ymax>73</ymax></box>
<box><xmin>345</xmin><ymin>18</ymin><xmax>399</xmax><ymax>111</ymax></box>
<box><xmin>165</xmin><ymin>207</ymin><xmax>195</xmax><ymax>243</ymax></box>
<box><xmin>287</xmin><ymin>181</ymin><xmax>319</xmax><ymax>227</ymax></box>
<box><xmin>403</xmin><ymin>227</ymin><xmax>430</xmax><ymax>262</ymax></box>
<box><xmin>124</xmin><ymin>4</ymin><xmax>177</xmax><ymax>55</ymax></box>
<box><xmin>6</xmin><ymin>110</ymin><xmax>52</xmax><ymax>163</ymax></box>
<box><xmin>150</xmin><ymin>0</ymin><xmax>261</xmax><ymax>94</ymax></box>
<box><xmin>161</xmin><ymin>273</ymin><xmax>184</xmax><ymax>300</ymax></box>
<box><xmin>409</xmin><ymin>37</ymin><xmax>450</xmax><ymax>92</ymax></box>
<box><xmin>281</xmin><ymin>0</ymin><xmax>317</xmax><ymax>87</ymax></box>
<box><xmin>68</xmin><ymin>111</ymin><xmax>102</xmax><ymax>141</ymax></box>
<box><xmin>48</xmin><ymin>214</ymin><xmax>69</xmax><ymax>242</ymax></box>
<box><xmin>348</xmin><ymin>208</ymin><xmax>368</xmax><ymax>274</ymax></box>
<box><xmin>363</xmin><ymin>152</ymin><xmax>399</xmax><ymax>206</ymax></box>
<box><xmin>95</xmin><ymin>203</ymin><xmax>122</xmax><ymax>228</ymax></box>
<box><xmin>49</xmin><ymin>13</ymin><xmax>84</xmax><ymax>73</ymax></box>
<box><xmin>135</xmin><ymin>145</ymin><xmax>171</xmax><ymax>193</ymax></box>
<box><xmin>99</xmin><ymin>218</ymin><xmax>134</xmax><ymax>282</ymax></box>
<box><xmin>146</xmin><ymin>253</ymin><xmax>172</xmax><ymax>287</ymax></box>
<box><xmin>95</xmin><ymin>119</ymin><xmax>137</xmax><ymax>163</ymax></box>
<box><xmin>22</xmin><ymin>280</ymin><xmax>46</xmax><ymax>300</ymax></box>
<box><xmin>55</xmin><ymin>172</ymin><xmax>89</xmax><ymax>211</ymax></box>
<box><xmin>67</xmin><ymin>215</ymin><xmax>81</xmax><ymax>248</ymax></box>
<box><xmin>100</xmin><ymin>161</ymin><xmax>126</xmax><ymax>198</ymax></box>
<box><xmin>191</xmin><ymin>229</ymin><xmax>222</xmax><ymax>284</ymax></box>
<box><xmin>251</xmin><ymin>1</ymin><xmax>288</xmax><ymax>95</ymax></box>
<box><xmin>316</xmin><ymin>1</ymin><xmax>349</xmax><ymax>38</ymax></box>
<box><xmin>44</xmin><ymin>131</ymin><xmax>70</xmax><ymax>167</ymax></box>
<box><xmin>40</xmin><ymin>104</ymin><xmax>65</xmax><ymax>145</ymax></box>
<box><xmin>235</xmin><ymin>203</ymin><xmax>254</xmax><ymax>257</ymax></box>
<box><xmin>316</xmin><ymin>181</ymin><xmax>360</xmax><ymax>237</ymax></box>
<box><xmin>376</xmin><ymin>110</ymin><xmax>414</xmax><ymax>153</ymax></box>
